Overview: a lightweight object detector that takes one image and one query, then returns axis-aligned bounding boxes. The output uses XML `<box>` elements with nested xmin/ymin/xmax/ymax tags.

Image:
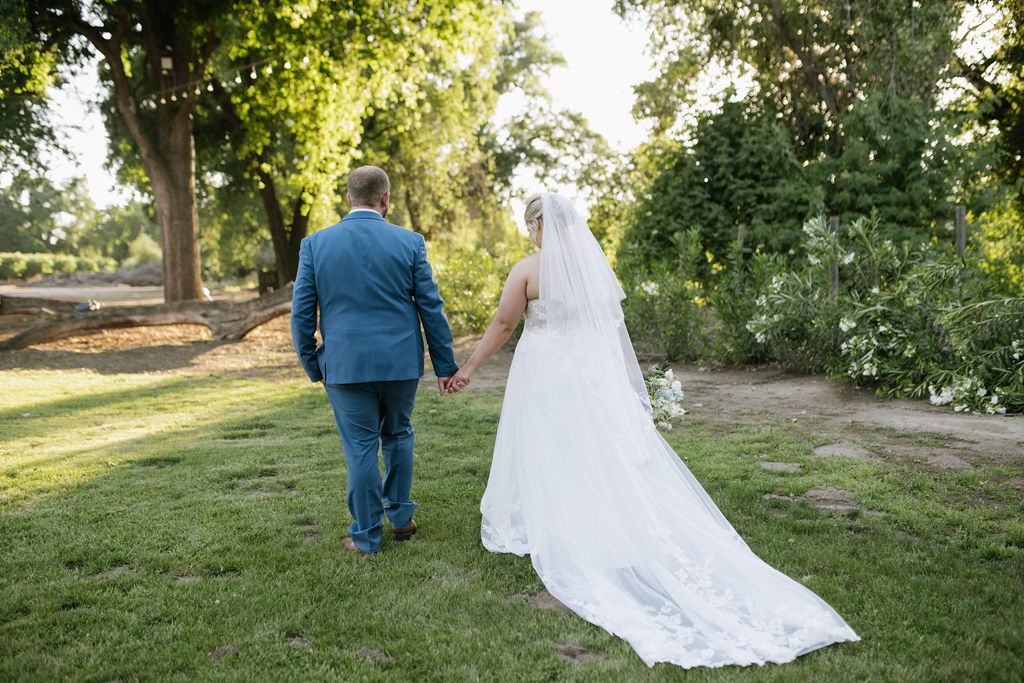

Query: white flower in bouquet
<box><xmin>644</xmin><ymin>365</ymin><xmax>687</xmax><ymax>430</ymax></box>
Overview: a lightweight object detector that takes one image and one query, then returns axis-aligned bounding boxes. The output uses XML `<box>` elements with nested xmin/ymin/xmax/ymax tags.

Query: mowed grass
<box><xmin>1</xmin><ymin>369</ymin><xmax>1022</xmax><ymax>681</ymax></box>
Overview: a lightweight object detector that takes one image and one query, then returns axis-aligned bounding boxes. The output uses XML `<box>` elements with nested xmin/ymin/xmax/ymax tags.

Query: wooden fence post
<box><xmin>956</xmin><ymin>205</ymin><xmax>967</xmax><ymax>257</ymax></box>
<box><xmin>829</xmin><ymin>215</ymin><xmax>839</xmax><ymax>299</ymax></box>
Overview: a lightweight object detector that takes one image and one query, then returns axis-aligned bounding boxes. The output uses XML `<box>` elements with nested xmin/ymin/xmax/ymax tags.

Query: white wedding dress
<box><xmin>479</xmin><ymin>194</ymin><xmax>859</xmax><ymax>669</ymax></box>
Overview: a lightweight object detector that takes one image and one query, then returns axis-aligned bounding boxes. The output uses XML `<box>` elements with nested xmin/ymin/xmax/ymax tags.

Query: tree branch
<box><xmin>55</xmin><ymin>4</ymin><xmax>162</xmax><ymax>184</ymax></box>
<box><xmin>764</xmin><ymin>0</ymin><xmax>843</xmax><ymax>120</ymax></box>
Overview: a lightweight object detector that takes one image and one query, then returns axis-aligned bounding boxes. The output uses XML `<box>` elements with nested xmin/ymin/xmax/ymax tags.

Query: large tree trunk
<box><xmin>149</xmin><ymin>118</ymin><xmax>203</xmax><ymax>303</ymax></box>
<box><xmin>65</xmin><ymin>3</ymin><xmax>212</xmax><ymax>305</ymax></box>
<box><xmin>213</xmin><ymin>81</ymin><xmax>310</xmax><ymax>286</ymax></box>
<box><xmin>257</xmin><ymin>160</ymin><xmax>311</xmax><ymax>284</ymax></box>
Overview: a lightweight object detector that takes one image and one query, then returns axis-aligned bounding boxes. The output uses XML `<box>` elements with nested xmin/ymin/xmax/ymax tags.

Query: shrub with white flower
<box><xmin>644</xmin><ymin>365</ymin><xmax>687</xmax><ymax>430</ymax></box>
<box><xmin>927</xmin><ymin>373</ymin><xmax>1008</xmax><ymax>414</ymax></box>
<box><xmin>640</xmin><ymin>281</ymin><xmax>660</xmax><ymax>296</ymax></box>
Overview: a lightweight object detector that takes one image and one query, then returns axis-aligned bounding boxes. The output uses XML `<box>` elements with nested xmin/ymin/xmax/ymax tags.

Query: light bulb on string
<box><xmin>303</xmin><ymin>55</ymin><xmax>310</xmax><ymax>64</ymax></box>
<box><xmin>265</xmin><ymin>65</ymin><xmax>273</xmax><ymax>75</ymax></box>
<box><xmin>207</xmin><ymin>83</ymin><xmax>214</xmax><ymax>92</ymax></box>
<box><xmin>284</xmin><ymin>60</ymin><xmax>291</xmax><ymax>69</ymax></box>
<box><xmin>194</xmin><ymin>86</ymin><xmax>201</xmax><ymax>95</ymax></box>
<box><xmin>235</xmin><ymin>73</ymin><xmax>242</xmax><ymax>84</ymax></box>
<box><xmin>160</xmin><ymin>97</ymin><xmax>166</xmax><ymax>104</ymax></box>
<box><xmin>250</xmin><ymin>67</ymin><xmax>257</xmax><ymax>80</ymax></box>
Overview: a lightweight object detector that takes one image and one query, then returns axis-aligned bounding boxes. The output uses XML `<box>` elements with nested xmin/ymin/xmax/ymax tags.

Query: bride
<box><xmin>444</xmin><ymin>193</ymin><xmax>859</xmax><ymax>669</ymax></box>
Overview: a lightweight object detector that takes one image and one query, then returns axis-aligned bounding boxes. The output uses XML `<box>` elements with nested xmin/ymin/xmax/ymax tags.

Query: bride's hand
<box><xmin>447</xmin><ymin>368</ymin><xmax>472</xmax><ymax>393</ymax></box>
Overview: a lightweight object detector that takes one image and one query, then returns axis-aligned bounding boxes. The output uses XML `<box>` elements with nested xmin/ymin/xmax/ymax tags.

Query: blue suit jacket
<box><xmin>290</xmin><ymin>210</ymin><xmax>458</xmax><ymax>384</ymax></box>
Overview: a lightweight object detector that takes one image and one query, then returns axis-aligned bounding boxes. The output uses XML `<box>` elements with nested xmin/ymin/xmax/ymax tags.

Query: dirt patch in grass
<box><xmin>285</xmin><ymin>635</ymin><xmax>310</xmax><ymax>649</ymax></box>
<box><xmin>209</xmin><ymin>644</ymin><xmax>240</xmax><ymax>661</ymax></box>
<box><xmin>667</xmin><ymin>365</ymin><xmax>1023</xmax><ymax>465</ymax></box>
<box><xmin>91</xmin><ymin>564</ymin><xmax>130</xmax><ymax>580</ymax></box>
<box><xmin>554</xmin><ymin>643</ymin><xmax>608</xmax><ymax>664</ymax></box>
<box><xmin>511</xmin><ymin>588</ymin><xmax>570</xmax><ymax>613</ymax></box>
<box><xmin>0</xmin><ymin>301</ymin><xmax>300</xmax><ymax>381</ymax></box>
<box><xmin>356</xmin><ymin>647</ymin><xmax>393</xmax><ymax>663</ymax></box>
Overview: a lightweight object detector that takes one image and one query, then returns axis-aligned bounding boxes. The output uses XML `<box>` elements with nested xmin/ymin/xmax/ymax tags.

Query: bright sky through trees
<box><xmin>45</xmin><ymin>1</ymin><xmax>654</xmax><ymax>210</ymax></box>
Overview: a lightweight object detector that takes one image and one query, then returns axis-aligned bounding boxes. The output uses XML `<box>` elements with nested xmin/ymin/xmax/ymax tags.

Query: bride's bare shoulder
<box><xmin>516</xmin><ymin>252</ymin><xmax>540</xmax><ymax>270</ymax></box>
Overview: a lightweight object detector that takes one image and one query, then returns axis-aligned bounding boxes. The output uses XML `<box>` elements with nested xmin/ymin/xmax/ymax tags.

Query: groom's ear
<box><xmin>346</xmin><ymin>191</ymin><xmax>353</xmax><ymax>207</ymax></box>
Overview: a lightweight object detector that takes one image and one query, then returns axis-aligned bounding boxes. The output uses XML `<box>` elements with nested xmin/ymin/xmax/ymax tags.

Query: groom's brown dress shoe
<box><xmin>343</xmin><ymin>537</ymin><xmax>378</xmax><ymax>555</ymax></box>
<box><xmin>392</xmin><ymin>520</ymin><xmax>417</xmax><ymax>541</ymax></box>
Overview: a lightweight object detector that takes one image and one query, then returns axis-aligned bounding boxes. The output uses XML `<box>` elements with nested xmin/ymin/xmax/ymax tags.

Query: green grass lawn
<box><xmin>1</xmin><ymin>369</ymin><xmax>1022</xmax><ymax>681</ymax></box>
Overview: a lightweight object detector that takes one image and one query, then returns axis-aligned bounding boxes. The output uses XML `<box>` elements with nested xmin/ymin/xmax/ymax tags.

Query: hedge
<box><xmin>0</xmin><ymin>253</ymin><xmax>117</xmax><ymax>280</ymax></box>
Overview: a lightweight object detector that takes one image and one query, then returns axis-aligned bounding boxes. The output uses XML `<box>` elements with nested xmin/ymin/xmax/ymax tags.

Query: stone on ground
<box><xmin>798</xmin><ymin>486</ymin><xmax>859</xmax><ymax>513</ymax></box>
<box><xmin>813</xmin><ymin>442</ymin><xmax>873</xmax><ymax>460</ymax></box>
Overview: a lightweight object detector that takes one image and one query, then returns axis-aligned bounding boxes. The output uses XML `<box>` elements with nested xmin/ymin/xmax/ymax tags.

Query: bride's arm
<box><xmin>446</xmin><ymin>259</ymin><xmax>530</xmax><ymax>391</ymax></box>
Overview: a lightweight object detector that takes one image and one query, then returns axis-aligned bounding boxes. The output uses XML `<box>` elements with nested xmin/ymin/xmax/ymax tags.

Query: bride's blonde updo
<box><xmin>523</xmin><ymin>193</ymin><xmax>544</xmax><ymax>233</ymax></box>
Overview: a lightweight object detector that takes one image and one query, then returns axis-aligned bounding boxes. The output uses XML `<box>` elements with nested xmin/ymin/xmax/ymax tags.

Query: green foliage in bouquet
<box><xmin>643</xmin><ymin>364</ymin><xmax>686</xmax><ymax>431</ymax></box>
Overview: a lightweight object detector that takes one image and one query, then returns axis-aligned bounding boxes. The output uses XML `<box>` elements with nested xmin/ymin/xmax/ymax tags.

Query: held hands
<box><xmin>441</xmin><ymin>368</ymin><xmax>472</xmax><ymax>394</ymax></box>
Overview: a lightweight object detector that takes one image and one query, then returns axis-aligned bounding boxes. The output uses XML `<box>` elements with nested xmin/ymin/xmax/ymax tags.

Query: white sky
<box><xmin>43</xmin><ymin>2</ymin><xmax>653</xmax><ymax>210</ymax></box>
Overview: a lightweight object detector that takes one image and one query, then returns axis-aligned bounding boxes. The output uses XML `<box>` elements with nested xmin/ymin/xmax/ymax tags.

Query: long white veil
<box><xmin>481</xmin><ymin>192</ymin><xmax>860</xmax><ymax>668</ymax></box>
<box><xmin>537</xmin><ymin>193</ymin><xmax>651</xmax><ymax>416</ymax></box>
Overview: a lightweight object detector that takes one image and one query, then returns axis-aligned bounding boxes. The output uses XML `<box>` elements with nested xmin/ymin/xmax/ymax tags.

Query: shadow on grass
<box><xmin>2</xmin><ymin>377</ymin><xmax>1022</xmax><ymax>681</ymax></box>
<box><xmin>0</xmin><ymin>339</ymin><xmax>240</xmax><ymax>374</ymax></box>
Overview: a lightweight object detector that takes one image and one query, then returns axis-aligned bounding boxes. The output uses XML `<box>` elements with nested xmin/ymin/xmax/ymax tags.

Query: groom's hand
<box><xmin>447</xmin><ymin>368</ymin><xmax>471</xmax><ymax>393</ymax></box>
<box><xmin>437</xmin><ymin>376</ymin><xmax>452</xmax><ymax>395</ymax></box>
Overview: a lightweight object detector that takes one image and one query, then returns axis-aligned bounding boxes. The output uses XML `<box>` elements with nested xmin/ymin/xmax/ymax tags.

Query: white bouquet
<box><xmin>644</xmin><ymin>364</ymin><xmax>687</xmax><ymax>430</ymax></box>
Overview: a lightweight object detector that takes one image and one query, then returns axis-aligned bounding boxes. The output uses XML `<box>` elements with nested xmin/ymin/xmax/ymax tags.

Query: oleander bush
<box><xmin>432</xmin><ymin>238</ymin><xmax>532</xmax><ymax>335</ymax></box>
<box><xmin>621</xmin><ymin>214</ymin><xmax>1023</xmax><ymax>414</ymax></box>
<box><xmin>619</xmin><ymin>227</ymin><xmax>708</xmax><ymax>361</ymax></box>
<box><xmin>0</xmin><ymin>252</ymin><xmax>117</xmax><ymax>280</ymax></box>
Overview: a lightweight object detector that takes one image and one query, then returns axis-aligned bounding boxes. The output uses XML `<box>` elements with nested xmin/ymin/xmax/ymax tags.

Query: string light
<box><xmin>141</xmin><ymin>27</ymin><xmax>355</xmax><ymax>108</ymax></box>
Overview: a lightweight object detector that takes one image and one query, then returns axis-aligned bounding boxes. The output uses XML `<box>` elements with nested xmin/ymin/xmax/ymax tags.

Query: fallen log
<box><xmin>0</xmin><ymin>284</ymin><xmax>293</xmax><ymax>351</ymax></box>
<box><xmin>0</xmin><ymin>295</ymin><xmax>81</xmax><ymax>316</ymax></box>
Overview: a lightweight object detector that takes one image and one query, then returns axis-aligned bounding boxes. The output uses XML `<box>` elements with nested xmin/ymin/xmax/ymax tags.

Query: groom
<box><xmin>291</xmin><ymin>165</ymin><xmax>458</xmax><ymax>555</ymax></box>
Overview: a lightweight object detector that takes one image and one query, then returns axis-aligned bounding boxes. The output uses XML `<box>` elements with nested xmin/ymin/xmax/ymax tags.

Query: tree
<box><xmin>1</xmin><ymin>0</ymin><xmax>253</xmax><ymax>301</ymax></box>
<box><xmin>0</xmin><ymin>0</ymin><xmax>70</xmax><ymax>173</ymax></box>
<box><xmin>616</xmin><ymin>0</ymin><xmax>965</xmax><ymax>155</ymax></box>
<box><xmin>0</xmin><ymin>172</ymin><xmax>97</xmax><ymax>254</ymax></box>
<box><xmin>193</xmin><ymin>6</ymin><xmax>613</xmax><ymax>279</ymax></box>
<box><xmin>954</xmin><ymin>0</ymin><xmax>1024</xmax><ymax>201</ymax></box>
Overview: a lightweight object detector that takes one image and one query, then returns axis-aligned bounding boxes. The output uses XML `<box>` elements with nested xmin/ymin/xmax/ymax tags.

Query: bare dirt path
<box><xmin>450</xmin><ymin>341</ymin><xmax>1024</xmax><ymax>469</ymax></box>
<box><xmin>670</xmin><ymin>365</ymin><xmax>1023</xmax><ymax>466</ymax></box>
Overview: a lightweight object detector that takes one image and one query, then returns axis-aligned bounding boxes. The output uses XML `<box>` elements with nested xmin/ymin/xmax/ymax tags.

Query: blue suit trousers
<box><xmin>324</xmin><ymin>379</ymin><xmax>419</xmax><ymax>553</ymax></box>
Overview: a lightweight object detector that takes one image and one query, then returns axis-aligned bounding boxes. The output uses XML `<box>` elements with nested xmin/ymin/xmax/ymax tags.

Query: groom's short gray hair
<box><xmin>347</xmin><ymin>166</ymin><xmax>390</xmax><ymax>206</ymax></box>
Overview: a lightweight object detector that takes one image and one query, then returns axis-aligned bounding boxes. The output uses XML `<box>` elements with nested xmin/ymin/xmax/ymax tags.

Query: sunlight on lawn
<box><xmin>0</xmin><ymin>368</ymin><xmax>1021</xmax><ymax>681</ymax></box>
